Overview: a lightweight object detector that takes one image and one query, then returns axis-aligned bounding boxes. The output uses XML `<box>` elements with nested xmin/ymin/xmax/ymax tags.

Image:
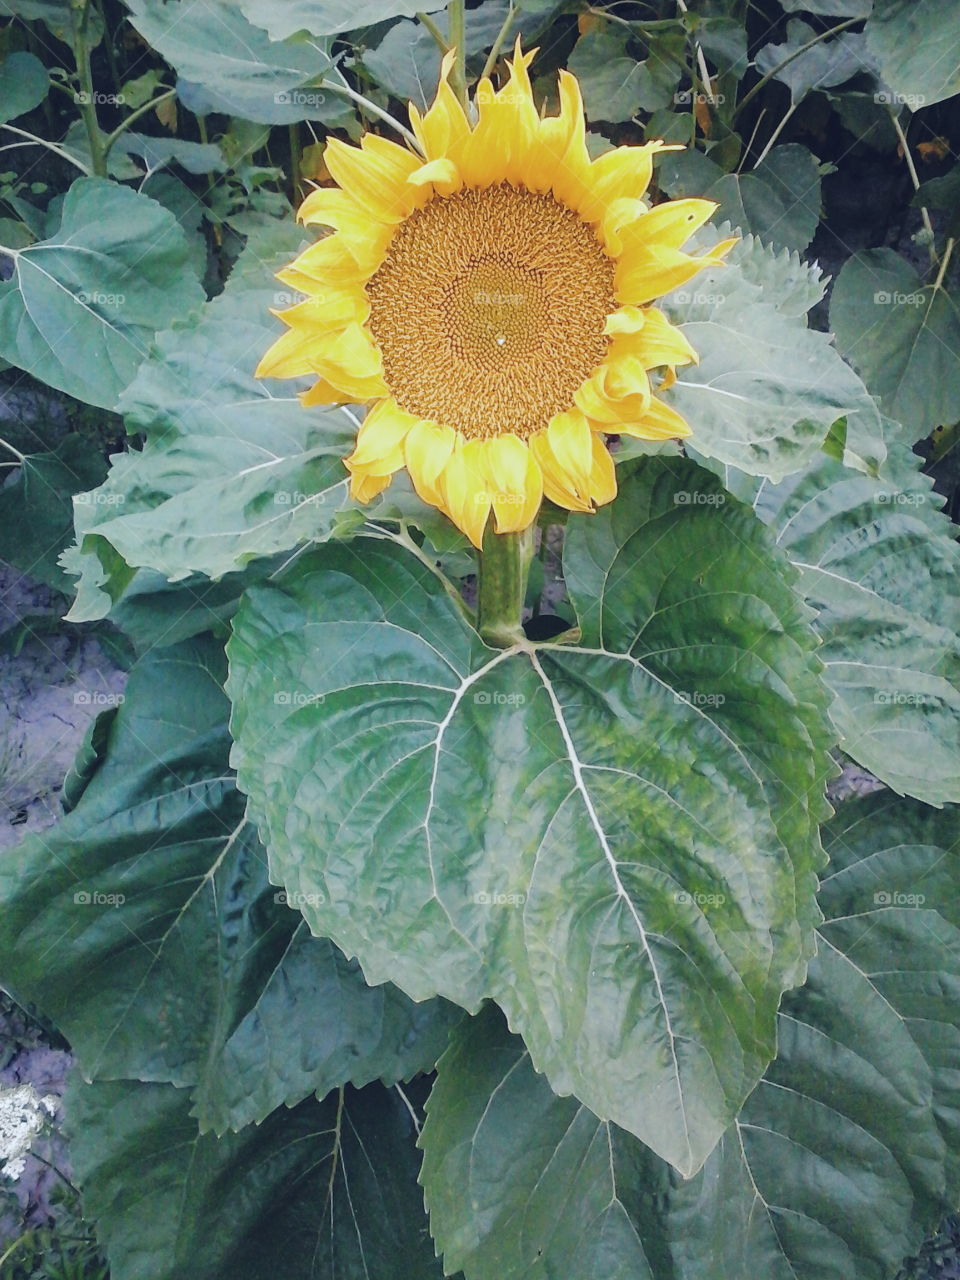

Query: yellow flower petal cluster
<box><xmin>256</xmin><ymin>43</ymin><xmax>734</xmax><ymax>546</ymax></box>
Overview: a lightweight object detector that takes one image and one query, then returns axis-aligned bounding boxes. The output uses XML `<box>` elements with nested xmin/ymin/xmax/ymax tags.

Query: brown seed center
<box><xmin>366</xmin><ymin>184</ymin><xmax>616</xmax><ymax>440</ymax></box>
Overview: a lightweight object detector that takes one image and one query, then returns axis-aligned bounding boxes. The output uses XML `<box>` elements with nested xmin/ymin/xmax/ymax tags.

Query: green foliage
<box><xmin>0</xmin><ymin>1</ymin><xmax>958</xmax><ymax>1277</ymax></box>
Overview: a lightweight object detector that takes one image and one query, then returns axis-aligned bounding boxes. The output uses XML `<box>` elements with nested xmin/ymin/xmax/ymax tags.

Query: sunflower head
<box><xmin>256</xmin><ymin>42</ymin><xmax>735</xmax><ymax>547</ymax></box>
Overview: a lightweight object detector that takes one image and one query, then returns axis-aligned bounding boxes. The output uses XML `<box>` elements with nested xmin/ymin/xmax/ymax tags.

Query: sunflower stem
<box><xmin>447</xmin><ymin>0</ymin><xmax>469</xmax><ymax>110</ymax></box>
<box><xmin>477</xmin><ymin>524</ymin><xmax>533</xmax><ymax>648</ymax></box>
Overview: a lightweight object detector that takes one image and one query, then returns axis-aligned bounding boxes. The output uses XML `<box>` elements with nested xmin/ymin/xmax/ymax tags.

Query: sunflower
<box><xmin>256</xmin><ymin>43</ymin><xmax>734</xmax><ymax>547</ymax></box>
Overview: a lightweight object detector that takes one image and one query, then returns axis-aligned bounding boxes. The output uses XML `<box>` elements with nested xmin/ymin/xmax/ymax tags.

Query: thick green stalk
<box><xmin>477</xmin><ymin>523</ymin><xmax>533</xmax><ymax>648</ymax></box>
<box><xmin>447</xmin><ymin>0</ymin><xmax>468</xmax><ymax>110</ymax></box>
<box><xmin>70</xmin><ymin>0</ymin><xmax>106</xmax><ymax>178</ymax></box>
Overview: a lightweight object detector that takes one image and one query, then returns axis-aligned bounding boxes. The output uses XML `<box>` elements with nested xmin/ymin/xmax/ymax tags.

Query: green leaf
<box><xmin>755</xmin><ymin>20</ymin><xmax>871</xmax><ymax>104</ymax></box>
<box><xmin>61</xmin><ymin>220</ymin><xmax>360</xmax><ymax>621</ymax></box>
<box><xmin>422</xmin><ymin>792</ymin><xmax>960</xmax><ymax>1280</ymax></box>
<box><xmin>422</xmin><ymin>1003</ymin><xmax>669</xmax><ymax>1280</ymax></box>
<box><xmin>754</xmin><ymin>445</ymin><xmax>960</xmax><ymax>805</ymax></box>
<box><xmin>67</xmin><ymin>1078</ymin><xmax>446</xmax><ymax>1280</ymax></box>
<box><xmin>829</xmin><ymin>248</ymin><xmax>960</xmax><ymax>438</ymax></box>
<box><xmin>659</xmin><ymin>223</ymin><xmax>880</xmax><ymax>479</ymax></box>
<box><xmin>227</xmin><ymin>459</ymin><xmax>833</xmax><ymax>1178</ymax></box>
<box><xmin>0</xmin><ymin>177</ymin><xmax>204</xmax><ymax>410</ymax></box>
<box><xmin>782</xmin><ymin>0</ymin><xmax>872</xmax><ymax>14</ymax></box>
<box><xmin>122</xmin><ymin>0</ymin><xmax>354</xmax><ymax>127</ymax></box>
<box><xmin>662</xmin><ymin>144</ymin><xmax>823</xmax><ymax>252</ymax></box>
<box><xmin>114</xmin><ymin>132</ymin><xmax>226</xmax><ymax>175</ymax></box>
<box><xmin>866</xmin><ymin>0</ymin><xmax>960</xmax><ymax>108</ymax></box>
<box><xmin>0</xmin><ymin>0</ymin><xmax>103</xmax><ymax>45</ymax></box>
<box><xmin>569</xmin><ymin>27</ymin><xmax>684</xmax><ymax>123</ymax></box>
<box><xmin>668</xmin><ymin>790</ymin><xmax>960</xmax><ymax>1280</ymax></box>
<box><xmin>0</xmin><ymin>51</ymin><xmax>49</xmax><ymax>122</ymax></box>
<box><xmin>0</xmin><ymin>636</ymin><xmax>460</xmax><ymax>1130</ymax></box>
<box><xmin>239</xmin><ymin>0</ymin><xmax>444</xmax><ymax>40</ymax></box>
<box><xmin>0</xmin><ymin>435</ymin><xmax>108</xmax><ymax>591</ymax></box>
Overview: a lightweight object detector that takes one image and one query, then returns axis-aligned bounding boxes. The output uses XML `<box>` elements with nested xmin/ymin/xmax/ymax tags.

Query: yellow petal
<box><xmin>620</xmin><ymin>198</ymin><xmax>720</xmax><ymax>251</ymax></box>
<box><xmin>299</xmin><ymin>377</ymin><xmax>350</xmax><ymax>407</ymax></box>
<box><xmin>529</xmin><ymin>432</ymin><xmax>592</xmax><ymax>513</ymax></box>
<box><xmin>313</xmin><ymin>322</ymin><xmax>388</xmax><ymax>400</ymax></box>
<box><xmin>627</xmin><ymin>307</ymin><xmax>698</xmax><ymax>370</ymax></box>
<box><xmin>574</xmin><ymin>359</ymin><xmax>651</xmax><ymax>425</ymax></box>
<box><xmin>546</xmin><ymin>410</ymin><xmax>594</xmax><ymax>493</ymax></box>
<box><xmin>575</xmin><ymin>141</ymin><xmax>677</xmax><ymax>222</ymax></box>
<box><xmin>408</xmin><ymin>156</ymin><xmax>462</xmax><ymax>196</ymax></box>
<box><xmin>439</xmin><ymin>439</ymin><xmax>490</xmax><ymax>548</ymax></box>
<box><xmin>480</xmin><ymin>433</ymin><xmax>542</xmax><ymax>533</ymax></box>
<box><xmin>323</xmin><ymin>134</ymin><xmax>422</xmax><ymax>222</ymax></box>
<box><xmin>604</xmin><ymin>305</ymin><xmax>647</xmax><ymax>336</ymax></box>
<box><xmin>615</xmin><ymin>243</ymin><xmax>727</xmax><ymax>307</ymax></box>
<box><xmin>405</xmin><ymin>419</ymin><xmax>456</xmax><ymax>503</ymax></box>
<box><xmin>409</xmin><ymin>48</ymin><xmax>471</xmax><ymax>160</ymax></box>
<box><xmin>618</xmin><ymin>395</ymin><xmax>692</xmax><ymax>440</ymax></box>
<box><xmin>588</xmin><ymin>433</ymin><xmax>617</xmax><ymax>505</ymax></box>
<box><xmin>346</xmin><ymin>397</ymin><xmax>419</xmax><ymax>470</ymax></box>
<box><xmin>349</xmin><ymin>469</ymin><xmax>393</xmax><ymax>503</ymax></box>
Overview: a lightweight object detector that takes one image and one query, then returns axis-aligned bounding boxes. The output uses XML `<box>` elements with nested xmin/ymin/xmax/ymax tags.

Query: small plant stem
<box><xmin>94</xmin><ymin>0</ymin><xmax>122</xmax><ymax>97</ymax></box>
<box><xmin>0</xmin><ymin>124</ymin><xmax>90</xmax><ymax>173</ymax></box>
<box><xmin>932</xmin><ymin>237</ymin><xmax>955</xmax><ymax>292</ymax></box>
<box><xmin>0</xmin><ymin>434</ymin><xmax>26</xmax><ymax>463</ymax></box>
<box><xmin>416</xmin><ymin>10</ymin><xmax>450</xmax><ymax>53</ymax></box>
<box><xmin>888</xmin><ymin>109</ymin><xmax>938</xmax><ymax>266</ymax></box>
<box><xmin>753</xmin><ymin>101</ymin><xmax>797</xmax><ymax>166</ymax></box>
<box><xmin>480</xmin><ymin>1</ymin><xmax>517</xmax><ymax>81</ymax></box>
<box><xmin>70</xmin><ymin>0</ymin><xmax>106</xmax><ymax>177</ymax></box>
<box><xmin>675</xmin><ymin>0</ymin><xmax>716</xmax><ymax>105</ymax></box>
<box><xmin>477</xmin><ymin>523</ymin><xmax>533</xmax><ymax>648</ymax></box>
<box><xmin>101</xmin><ymin>88</ymin><xmax>177</xmax><ymax>159</ymax></box>
<box><xmin>732</xmin><ymin>17</ymin><xmax>861</xmax><ymax>123</ymax></box>
<box><xmin>288</xmin><ymin>122</ymin><xmax>302</xmax><ymax>203</ymax></box>
<box><xmin>303</xmin><ymin>56</ymin><xmax>424</xmax><ymax>152</ymax></box>
<box><xmin>447</xmin><ymin>0</ymin><xmax>469</xmax><ymax>110</ymax></box>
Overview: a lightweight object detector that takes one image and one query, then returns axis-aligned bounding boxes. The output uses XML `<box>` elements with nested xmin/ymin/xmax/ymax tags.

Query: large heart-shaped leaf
<box><xmin>68</xmin><ymin>1077</ymin><xmax>447</xmax><ymax>1280</ymax></box>
<box><xmin>660</xmin><ymin>224</ymin><xmax>880</xmax><ymax>479</ymax></box>
<box><xmin>239</xmin><ymin>0</ymin><xmax>445</xmax><ymax>40</ymax></box>
<box><xmin>829</xmin><ymin>249</ymin><xmax>960</xmax><ymax>437</ymax></box>
<box><xmin>62</xmin><ymin>220</ymin><xmax>361</xmax><ymax>623</ymax></box>
<box><xmin>0</xmin><ymin>178</ymin><xmax>204</xmax><ymax>410</ymax></box>
<box><xmin>227</xmin><ymin>458</ymin><xmax>833</xmax><ymax>1177</ymax></box>
<box><xmin>754</xmin><ymin>444</ymin><xmax>960</xmax><ymax>805</ymax></box>
<box><xmin>865</xmin><ymin>0</ymin><xmax>960</xmax><ymax>107</ymax></box>
<box><xmin>421</xmin><ymin>792</ymin><xmax>960</xmax><ymax>1280</ymax></box>
<box><xmin>122</xmin><ymin>0</ymin><xmax>354</xmax><ymax>127</ymax></box>
<box><xmin>0</xmin><ymin>637</ymin><xmax>460</xmax><ymax>1131</ymax></box>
